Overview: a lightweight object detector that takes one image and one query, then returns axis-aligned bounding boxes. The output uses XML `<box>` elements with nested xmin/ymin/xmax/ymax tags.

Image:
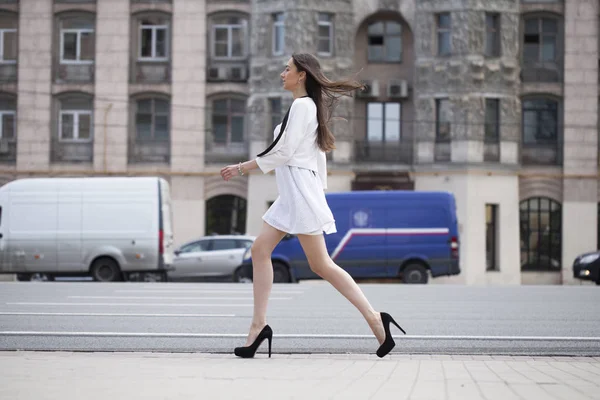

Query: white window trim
<box><xmin>317</xmin><ymin>14</ymin><xmax>333</xmax><ymax>57</ymax></box>
<box><xmin>59</xmin><ymin>110</ymin><xmax>93</xmax><ymax>142</ymax></box>
<box><xmin>212</xmin><ymin>22</ymin><xmax>247</xmax><ymax>60</ymax></box>
<box><xmin>367</xmin><ymin>102</ymin><xmax>402</xmax><ymax>142</ymax></box>
<box><xmin>272</xmin><ymin>13</ymin><xmax>285</xmax><ymax>56</ymax></box>
<box><xmin>138</xmin><ymin>24</ymin><xmax>169</xmax><ymax>62</ymax></box>
<box><xmin>0</xmin><ymin>110</ymin><xmax>15</xmax><ymax>139</ymax></box>
<box><xmin>60</xmin><ymin>28</ymin><xmax>94</xmax><ymax>65</ymax></box>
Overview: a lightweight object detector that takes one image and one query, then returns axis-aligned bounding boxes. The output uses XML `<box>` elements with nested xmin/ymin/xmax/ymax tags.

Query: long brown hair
<box><xmin>292</xmin><ymin>53</ymin><xmax>365</xmax><ymax>152</ymax></box>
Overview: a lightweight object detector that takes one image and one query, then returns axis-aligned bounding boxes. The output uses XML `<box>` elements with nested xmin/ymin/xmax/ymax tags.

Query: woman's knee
<box><xmin>251</xmin><ymin>241</ymin><xmax>271</xmax><ymax>261</ymax></box>
<box><xmin>309</xmin><ymin>260</ymin><xmax>330</xmax><ymax>277</ymax></box>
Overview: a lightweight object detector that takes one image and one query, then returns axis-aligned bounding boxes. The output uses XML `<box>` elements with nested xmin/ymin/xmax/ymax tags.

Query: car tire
<box><xmin>17</xmin><ymin>273</ymin><xmax>54</xmax><ymax>282</ymax></box>
<box><xmin>233</xmin><ymin>267</ymin><xmax>252</xmax><ymax>283</ymax></box>
<box><xmin>402</xmin><ymin>263</ymin><xmax>429</xmax><ymax>284</ymax></box>
<box><xmin>273</xmin><ymin>262</ymin><xmax>291</xmax><ymax>283</ymax></box>
<box><xmin>90</xmin><ymin>257</ymin><xmax>122</xmax><ymax>282</ymax></box>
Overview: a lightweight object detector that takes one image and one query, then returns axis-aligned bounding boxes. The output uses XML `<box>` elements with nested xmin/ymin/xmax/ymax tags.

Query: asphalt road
<box><xmin>0</xmin><ymin>281</ymin><xmax>599</xmax><ymax>356</ymax></box>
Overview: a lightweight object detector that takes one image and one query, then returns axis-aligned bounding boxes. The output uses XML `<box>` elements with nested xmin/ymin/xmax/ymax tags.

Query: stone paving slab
<box><xmin>0</xmin><ymin>352</ymin><xmax>599</xmax><ymax>400</ymax></box>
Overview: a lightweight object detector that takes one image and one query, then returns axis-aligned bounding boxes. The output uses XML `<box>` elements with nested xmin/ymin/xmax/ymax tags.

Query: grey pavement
<box><xmin>1</xmin><ymin>351</ymin><xmax>600</xmax><ymax>400</ymax></box>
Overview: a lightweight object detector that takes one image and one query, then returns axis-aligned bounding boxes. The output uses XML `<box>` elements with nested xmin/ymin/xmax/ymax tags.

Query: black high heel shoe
<box><xmin>376</xmin><ymin>312</ymin><xmax>406</xmax><ymax>358</ymax></box>
<box><xmin>234</xmin><ymin>325</ymin><xmax>273</xmax><ymax>358</ymax></box>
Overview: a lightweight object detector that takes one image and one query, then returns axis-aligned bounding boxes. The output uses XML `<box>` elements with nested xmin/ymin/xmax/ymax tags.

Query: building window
<box><xmin>486</xmin><ymin>204</ymin><xmax>499</xmax><ymax>271</ymax></box>
<box><xmin>367</xmin><ymin>21</ymin><xmax>402</xmax><ymax>62</ymax></box>
<box><xmin>485</xmin><ymin>13</ymin><xmax>500</xmax><ymax>57</ymax></box>
<box><xmin>435</xmin><ymin>98</ymin><xmax>450</xmax><ymax>142</ymax></box>
<box><xmin>523</xmin><ymin>17</ymin><xmax>558</xmax><ymax>64</ymax></box>
<box><xmin>212</xmin><ymin>16</ymin><xmax>247</xmax><ymax>59</ymax></box>
<box><xmin>485</xmin><ymin>98</ymin><xmax>500</xmax><ymax>142</ymax></box>
<box><xmin>522</xmin><ymin>98</ymin><xmax>558</xmax><ymax>144</ymax></box>
<box><xmin>211</xmin><ymin>98</ymin><xmax>245</xmax><ymax>145</ymax></box>
<box><xmin>139</xmin><ymin>20</ymin><xmax>168</xmax><ymax>61</ymax></box>
<box><xmin>135</xmin><ymin>98</ymin><xmax>170</xmax><ymax>141</ymax></box>
<box><xmin>0</xmin><ymin>96</ymin><xmax>15</xmax><ymax>140</ymax></box>
<box><xmin>269</xmin><ymin>97</ymin><xmax>282</xmax><ymax>133</ymax></box>
<box><xmin>59</xmin><ymin>97</ymin><xmax>93</xmax><ymax>142</ymax></box>
<box><xmin>367</xmin><ymin>102</ymin><xmax>401</xmax><ymax>142</ymax></box>
<box><xmin>436</xmin><ymin>13</ymin><xmax>451</xmax><ymax>56</ymax></box>
<box><xmin>60</xmin><ymin>19</ymin><xmax>94</xmax><ymax>64</ymax></box>
<box><xmin>0</xmin><ymin>28</ymin><xmax>16</xmax><ymax>64</ymax></box>
<box><xmin>272</xmin><ymin>13</ymin><xmax>284</xmax><ymax>55</ymax></box>
<box><xmin>317</xmin><ymin>13</ymin><xmax>333</xmax><ymax>56</ymax></box>
<box><xmin>520</xmin><ymin>197</ymin><xmax>562</xmax><ymax>271</ymax></box>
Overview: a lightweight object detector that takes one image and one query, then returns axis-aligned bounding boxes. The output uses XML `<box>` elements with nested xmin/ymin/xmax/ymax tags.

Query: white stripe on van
<box><xmin>330</xmin><ymin>228</ymin><xmax>450</xmax><ymax>260</ymax></box>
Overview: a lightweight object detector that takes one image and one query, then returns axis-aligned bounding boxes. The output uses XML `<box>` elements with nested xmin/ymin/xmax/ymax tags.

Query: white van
<box><xmin>0</xmin><ymin>176</ymin><xmax>174</xmax><ymax>282</ymax></box>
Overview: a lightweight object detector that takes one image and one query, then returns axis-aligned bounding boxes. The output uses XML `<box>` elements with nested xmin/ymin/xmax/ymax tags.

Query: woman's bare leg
<box><xmin>243</xmin><ymin>222</ymin><xmax>286</xmax><ymax>346</ymax></box>
<box><xmin>297</xmin><ymin>233</ymin><xmax>386</xmax><ymax>344</ymax></box>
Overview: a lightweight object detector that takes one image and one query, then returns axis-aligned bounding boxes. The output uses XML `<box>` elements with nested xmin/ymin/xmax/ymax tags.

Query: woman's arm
<box><xmin>220</xmin><ymin>159</ymin><xmax>258</xmax><ymax>181</ymax></box>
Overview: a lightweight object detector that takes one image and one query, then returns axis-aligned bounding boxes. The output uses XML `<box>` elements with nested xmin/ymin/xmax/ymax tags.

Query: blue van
<box><xmin>238</xmin><ymin>190</ymin><xmax>460</xmax><ymax>284</ymax></box>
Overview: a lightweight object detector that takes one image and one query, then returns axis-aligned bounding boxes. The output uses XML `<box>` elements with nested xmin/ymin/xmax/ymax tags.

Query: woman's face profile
<box><xmin>280</xmin><ymin>57</ymin><xmax>303</xmax><ymax>92</ymax></box>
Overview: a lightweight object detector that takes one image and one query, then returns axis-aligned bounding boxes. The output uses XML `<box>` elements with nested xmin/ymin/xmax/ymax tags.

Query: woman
<box><xmin>220</xmin><ymin>53</ymin><xmax>405</xmax><ymax>359</ymax></box>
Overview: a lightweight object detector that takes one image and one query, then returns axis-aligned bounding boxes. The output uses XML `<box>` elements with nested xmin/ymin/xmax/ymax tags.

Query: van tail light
<box><xmin>450</xmin><ymin>236</ymin><xmax>459</xmax><ymax>259</ymax></box>
<box><xmin>159</xmin><ymin>229</ymin><xmax>164</xmax><ymax>255</ymax></box>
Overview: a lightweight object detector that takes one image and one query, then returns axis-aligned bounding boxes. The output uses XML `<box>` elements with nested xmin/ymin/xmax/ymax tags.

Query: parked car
<box><xmin>572</xmin><ymin>250</ymin><xmax>600</xmax><ymax>285</ymax></box>
<box><xmin>168</xmin><ymin>235</ymin><xmax>255</xmax><ymax>282</ymax></box>
<box><xmin>238</xmin><ymin>190</ymin><xmax>460</xmax><ymax>284</ymax></box>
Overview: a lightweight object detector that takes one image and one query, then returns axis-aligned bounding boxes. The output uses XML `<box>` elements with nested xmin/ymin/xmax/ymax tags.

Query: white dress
<box><xmin>255</xmin><ymin>97</ymin><xmax>337</xmax><ymax>236</ymax></box>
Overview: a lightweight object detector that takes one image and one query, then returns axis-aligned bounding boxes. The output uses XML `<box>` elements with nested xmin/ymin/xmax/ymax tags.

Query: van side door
<box><xmin>57</xmin><ymin>188</ymin><xmax>82</xmax><ymax>272</ymax></box>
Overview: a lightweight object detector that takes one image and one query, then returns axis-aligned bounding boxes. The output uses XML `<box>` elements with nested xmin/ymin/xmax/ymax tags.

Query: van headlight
<box><xmin>580</xmin><ymin>254</ymin><xmax>599</xmax><ymax>264</ymax></box>
<box><xmin>243</xmin><ymin>247</ymin><xmax>252</xmax><ymax>261</ymax></box>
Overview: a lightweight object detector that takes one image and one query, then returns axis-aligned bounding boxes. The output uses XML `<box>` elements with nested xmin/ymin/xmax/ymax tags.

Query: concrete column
<box><xmin>17</xmin><ymin>0</ymin><xmax>52</xmax><ymax>170</ymax></box>
<box><xmin>562</xmin><ymin>0</ymin><xmax>598</xmax><ymax>284</ymax></box>
<box><xmin>93</xmin><ymin>0</ymin><xmax>130</xmax><ymax>173</ymax></box>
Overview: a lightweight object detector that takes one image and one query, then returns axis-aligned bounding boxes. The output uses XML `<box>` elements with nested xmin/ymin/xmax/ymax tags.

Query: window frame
<box><xmin>520</xmin><ymin>197</ymin><xmax>562</xmax><ymax>272</ymax></box>
<box><xmin>210</xmin><ymin>97</ymin><xmax>246</xmax><ymax>146</ymax></box>
<box><xmin>521</xmin><ymin>97</ymin><xmax>559</xmax><ymax>145</ymax></box>
<box><xmin>522</xmin><ymin>16</ymin><xmax>559</xmax><ymax>64</ymax></box>
<box><xmin>60</xmin><ymin>28</ymin><xmax>94</xmax><ymax>64</ymax></box>
<box><xmin>0</xmin><ymin>110</ymin><xmax>15</xmax><ymax>140</ymax></box>
<box><xmin>58</xmin><ymin>109</ymin><xmax>93</xmax><ymax>142</ymax></box>
<box><xmin>138</xmin><ymin>23</ymin><xmax>169</xmax><ymax>62</ymax></box>
<box><xmin>485</xmin><ymin>13</ymin><xmax>501</xmax><ymax>58</ymax></box>
<box><xmin>272</xmin><ymin>12</ymin><xmax>285</xmax><ymax>56</ymax></box>
<box><xmin>486</xmin><ymin>204</ymin><xmax>499</xmax><ymax>272</ymax></box>
<box><xmin>435</xmin><ymin>98</ymin><xmax>451</xmax><ymax>142</ymax></box>
<box><xmin>367</xmin><ymin>21</ymin><xmax>403</xmax><ymax>63</ymax></box>
<box><xmin>436</xmin><ymin>13</ymin><xmax>452</xmax><ymax>56</ymax></box>
<box><xmin>0</xmin><ymin>28</ymin><xmax>16</xmax><ymax>64</ymax></box>
<box><xmin>211</xmin><ymin>18</ymin><xmax>247</xmax><ymax>60</ymax></box>
<box><xmin>366</xmin><ymin>101</ymin><xmax>402</xmax><ymax>142</ymax></box>
<box><xmin>134</xmin><ymin>97</ymin><xmax>170</xmax><ymax>142</ymax></box>
<box><xmin>485</xmin><ymin>98</ymin><xmax>500</xmax><ymax>143</ymax></box>
<box><xmin>317</xmin><ymin>13</ymin><xmax>333</xmax><ymax>57</ymax></box>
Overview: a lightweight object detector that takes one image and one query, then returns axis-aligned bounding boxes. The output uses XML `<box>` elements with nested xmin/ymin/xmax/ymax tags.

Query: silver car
<box><xmin>168</xmin><ymin>235</ymin><xmax>255</xmax><ymax>282</ymax></box>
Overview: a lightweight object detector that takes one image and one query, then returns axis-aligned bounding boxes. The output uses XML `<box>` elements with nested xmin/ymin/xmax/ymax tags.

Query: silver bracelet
<box><xmin>237</xmin><ymin>162</ymin><xmax>244</xmax><ymax>176</ymax></box>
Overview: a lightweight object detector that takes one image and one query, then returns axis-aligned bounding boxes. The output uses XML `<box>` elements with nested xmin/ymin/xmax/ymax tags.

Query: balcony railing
<box><xmin>0</xmin><ymin>64</ymin><xmax>16</xmax><ymax>83</ymax></box>
<box><xmin>128</xmin><ymin>139</ymin><xmax>170</xmax><ymax>164</ymax></box>
<box><xmin>205</xmin><ymin>141</ymin><xmax>248</xmax><ymax>164</ymax></box>
<box><xmin>51</xmin><ymin>139</ymin><xmax>93</xmax><ymax>163</ymax></box>
<box><xmin>521</xmin><ymin>61</ymin><xmax>563</xmax><ymax>83</ymax></box>
<box><xmin>520</xmin><ymin>142</ymin><xmax>562</xmax><ymax>166</ymax></box>
<box><xmin>0</xmin><ymin>139</ymin><xmax>16</xmax><ymax>163</ymax></box>
<box><xmin>354</xmin><ymin>140</ymin><xmax>413</xmax><ymax>164</ymax></box>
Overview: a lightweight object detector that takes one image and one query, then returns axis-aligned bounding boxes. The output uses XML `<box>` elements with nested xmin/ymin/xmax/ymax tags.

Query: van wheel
<box><xmin>273</xmin><ymin>262</ymin><xmax>291</xmax><ymax>283</ymax></box>
<box><xmin>90</xmin><ymin>258</ymin><xmax>122</xmax><ymax>282</ymax></box>
<box><xmin>402</xmin><ymin>263</ymin><xmax>429</xmax><ymax>284</ymax></box>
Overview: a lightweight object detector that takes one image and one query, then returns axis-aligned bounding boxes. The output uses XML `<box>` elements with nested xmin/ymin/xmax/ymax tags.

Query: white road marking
<box><xmin>6</xmin><ymin>302</ymin><xmax>252</xmax><ymax>307</ymax></box>
<box><xmin>115</xmin><ymin>290</ymin><xmax>304</xmax><ymax>294</ymax></box>
<box><xmin>0</xmin><ymin>331</ymin><xmax>599</xmax><ymax>341</ymax></box>
<box><xmin>0</xmin><ymin>312</ymin><xmax>236</xmax><ymax>317</ymax></box>
<box><xmin>67</xmin><ymin>296</ymin><xmax>293</xmax><ymax>300</ymax></box>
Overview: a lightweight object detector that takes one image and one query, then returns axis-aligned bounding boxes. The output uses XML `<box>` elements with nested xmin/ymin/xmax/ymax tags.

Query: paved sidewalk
<box><xmin>1</xmin><ymin>352</ymin><xmax>599</xmax><ymax>400</ymax></box>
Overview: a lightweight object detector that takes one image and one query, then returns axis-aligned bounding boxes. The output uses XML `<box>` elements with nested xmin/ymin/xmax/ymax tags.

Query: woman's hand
<box><xmin>220</xmin><ymin>164</ymin><xmax>240</xmax><ymax>181</ymax></box>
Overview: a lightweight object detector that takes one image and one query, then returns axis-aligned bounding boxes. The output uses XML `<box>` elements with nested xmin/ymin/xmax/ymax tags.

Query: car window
<box><xmin>179</xmin><ymin>241</ymin><xmax>208</xmax><ymax>253</ymax></box>
<box><xmin>211</xmin><ymin>239</ymin><xmax>238</xmax><ymax>251</ymax></box>
<box><xmin>237</xmin><ymin>240</ymin><xmax>253</xmax><ymax>249</ymax></box>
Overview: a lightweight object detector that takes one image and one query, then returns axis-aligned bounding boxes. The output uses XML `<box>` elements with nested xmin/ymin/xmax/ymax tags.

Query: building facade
<box><xmin>0</xmin><ymin>0</ymin><xmax>597</xmax><ymax>285</ymax></box>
